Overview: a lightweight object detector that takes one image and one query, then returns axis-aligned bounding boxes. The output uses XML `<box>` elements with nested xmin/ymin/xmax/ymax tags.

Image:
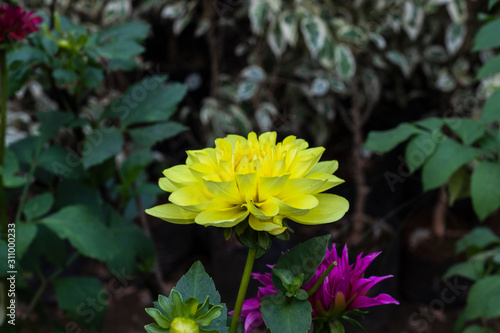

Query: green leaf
<box><xmin>174</xmin><ymin>261</ymin><xmax>228</xmax><ymax>332</ymax></box>
<box><xmin>489</xmin><ymin>0</ymin><xmax>500</xmax><ymax>10</ymax></box>
<box><xmin>145</xmin><ymin>308</ymin><xmax>171</xmax><ymax>328</ymax></box>
<box><xmin>443</xmin><ymin>260</ymin><xmax>484</xmax><ymax>281</ymax></box>
<box><xmin>105</xmin><ymin>206</ymin><xmax>154</xmax><ymax>273</ymax></box>
<box><xmin>81</xmin><ymin>127</ymin><xmax>124</xmax><ymax>169</ymax></box>
<box><xmin>414</xmin><ymin>117</ymin><xmax>444</xmax><ymax>131</ymax></box>
<box><xmin>16</xmin><ymin>223</ymin><xmax>38</xmax><ymax>259</ymax></box>
<box><xmin>334</xmin><ymin>44</ymin><xmax>356</xmax><ymax>80</ymax></box>
<box><xmin>29</xmin><ymin>225</ymin><xmax>67</xmax><ymax>267</ymax></box>
<box><xmin>463</xmin><ymin>325</ymin><xmax>496</xmax><ymax>333</ymax></box>
<box><xmin>456</xmin><ymin>227</ymin><xmax>500</xmax><ymax>253</ymax></box>
<box><xmin>421</xmin><ymin>138</ymin><xmax>476</xmax><ymax>191</ymax></box>
<box><xmin>98</xmin><ymin>21</ymin><xmax>150</xmax><ymax>43</ymax></box>
<box><xmin>337</xmin><ymin>25</ymin><xmax>367</xmax><ymax>46</ymax></box>
<box><xmin>480</xmin><ymin>89</ymin><xmax>500</xmax><ymax>124</ymax></box>
<box><xmin>53</xmin><ymin>276</ymin><xmax>106</xmax><ymax>329</ymax></box>
<box><xmin>405</xmin><ymin>133</ymin><xmax>438</xmax><ymax>173</ymax></box>
<box><xmin>448</xmin><ymin>167</ymin><xmax>470</xmax><ymax>205</ymax></box>
<box><xmin>473</xmin><ymin>20</ymin><xmax>500</xmax><ymax>51</ymax></box>
<box><xmin>145</xmin><ymin>323</ymin><xmax>169</xmax><ymax>333</ymax></box>
<box><xmin>1</xmin><ymin>149</ymin><xmax>27</xmax><ymax>188</ymax></box>
<box><xmin>364</xmin><ymin>123</ymin><xmax>423</xmax><ymax>153</ymax></box>
<box><xmin>37</xmin><ymin>111</ymin><xmax>74</xmax><ymax>141</ymax></box>
<box><xmin>249</xmin><ymin>0</ymin><xmax>267</xmax><ymax>35</ymax></box>
<box><xmin>301</xmin><ymin>15</ymin><xmax>327</xmax><ymax>58</ymax></box>
<box><xmin>52</xmin><ymin>69</ymin><xmax>78</xmax><ymax>91</ymax></box>
<box><xmin>445</xmin><ymin>23</ymin><xmax>466</xmax><ymax>55</ymax></box>
<box><xmin>261</xmin><ymin>293</ymin><xmax>312</xmax><ymax>333</ymax></box>
<box><xmin>83</xmin><ymin>67</ymin><xmax>105</xmax><ymax>89</ymax></box>
<box><xmin>272</xmin><ymin>235</ymin><xmax>330</xmax><ymax>293</ymax></box>
<box><xmin>424</xmin><ymin>45</ymin><xmax>448</xmax><ymax>63</ymax></box>
<box><xmin>41</xmin><ymin>205</ymin><xmax>119</xmax><ymax>261</ymax></box>
<box><xmin>96</xmin><ymin>41</ymin><xmax>144</xmax><ymax>60</ymax></box>
<box><xmin>24</xmin><ymin>193</ymin><xmax>54</xmax><ymax>221</ymax></box>
<box><xmin>463</xmin><ymin>276</ymin><xmax>500</xmax><ymax>321</ymax></box>
<box><xmin>129</xmin><ymin>122</ymin><xmax>187</xmax><ymax>147</ymax></box>
<box><xmin>477</xmin><ymin>54</ymin><xmax>500</xmax><ymax>79</ymax></box>
<box><xmin>471</xmin><ymin>162</ymin><xmax>500</xmax><ymax>221</ymax></box>
<box><xmin>103</xmin><ymin>78</ymin><xmax>187</xmax><ymax>127</ymax></box>
<box><xmin>444</xmin><ymin>118</ymin><xmax>485</xmax><ymax>145</ymax></box>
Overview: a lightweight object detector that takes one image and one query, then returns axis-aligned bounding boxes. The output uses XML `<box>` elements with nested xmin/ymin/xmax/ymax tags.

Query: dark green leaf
<box><xmin>481</xmin><ymin>89</ymin><xmax>500</xmax><ymax>124</ymax></box>
<box><xmin>364</xmin><ymin>123</ymin><xmax>424</xmax><ymax>153</ymax></box>
<box><xmin>145</xmin><ymin>323</ymin><xmax>169</xmax><ymax>333</ymax></box>
<box><xmin>53</xmin><ymin>276</ymin><xmax>106</xmax><ymax>329</ymax></box>
<box><xmin>489</xmin><ymin>0</ymin><xmax>500</xmax><ymax>10</ymax></box>
<box><xmin>405</xmin><ymin>133</ymin><xmax>438</xmax><ymax>173</ymax></box>
<box><xmin>444</xmin><ymin>118</ymin><xmax>485</xmax><ymax>145</ymax></box>
<box><xmin>473</xmin><ymin>20</ymin><xmax>500</xmax><ymax>51</ymax></box>
<box><xmin>443</xmin><ymin>260</ymin><xmax>484</xmax><ymax>281</ymax></box>
<box><xmin>463</xmin><ymin>325</ymin><xmax>496</xmax><ymax>333</ymax></box>
<box><xmin>81</xmin><ymin>127</ymin><xmax>124</xmax><ymax>169</ymax></box>
<box><xmin>41</xmin><ymin>205</ymin><xmax>118</xmax><ymax>261</ymax></box>
<box><xmin>83</xmin><ymin>67</ymin><xmax>105</xmax><ymax>89</ymax></box>
<box><xmin>261</xmin><ymin>293</ymin><xmax>312</xmax><ymax>333</ymax></box>
<box><xmin>119</xmin><ymin>149</ymin><xmax>154</xmax><ymax>189</ymax></box>
<box><xmin>414</xmin><ymin>117</ymin><xmax>444</xmax><ymax>131</ymax></box>
<box><xmin>52</xmin><ymin>69</ymin><xmax>78</xmax><ymax>90</ymax></box>
<box><xmin>456</xmin><ymin>227</ymin><xmax>500</xmax><ymax>253</ymax></box>
<box><xmin>30</xmin><ymin>225</ymin><xmax>67</xmax><ymax>267</ymax></box>
<box><xmin>97</xmin><ymin>40</ymin><xmax>144</xmax><ymax>60</ymax></box>
<box><xmin>1</xmin><ymin>149</ymin><xmax>27</xmax><ymax>188</ymax></box>
<box><xmin>448</xmin><ymin>167</ymin><xmax>470</xmax><ymax>205</ymax></box>
<box><xmin>421</xmin><ymin>138</ymin><xmax>476</xmax><ymax>191</ymax></box>
<box><xmin>272</xmin><ymin>235</ymin><xmax>330</xmax><ymax>292</ymax></box>
<box><xmin>129</xmin><ymin>122</ymin><xmax>187</xmax><ymax>147</ymax></box>
<box><xmin>463</xmin><ymin>276</ymin><xmax>500</xmax><ymax>320</ymax></box>
<box><xmin>24</xmin><ymin>193</ymin><xmax>54</xmax><ymax>221</ymax></box>
<box><xmin>15</xmin><ymin>223</ymin><xmax>38</xmax><ymax>259</ymax></box>
<box><xmin>471</xmin><ymin>162</ymin><xmax>500</xmax><ymax>221</ymax></box>
<box><xmin>477</xmin><ymin>54</ymin><xmax>500</xmax><ymax>79</ymax></box>
<box><xmin>37</xmin><ymin>111</ymin><xmax>74</xmax><ymax>140</ymax></box>
<box><xmin>99</xmin><ymin>21</ymin><xmax>150</xmax><ymax>43</ymax></box>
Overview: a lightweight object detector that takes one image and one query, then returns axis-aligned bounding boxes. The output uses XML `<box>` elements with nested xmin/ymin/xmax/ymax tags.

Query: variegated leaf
<box><xmin>249</xmin><ymin>0</ymin><xmax>268</xmax><ymax>35</ymax></box>
<box><xmin>446</xmin><ymin>23</ymin><xmax>466</xmax><ymax>55</ymax></box>
<box><xmin>267</xmin><ymin>19</ymin><xmax>287</xmax><ymax>57</ymax></box>
<box><xmin>241</xmin><ymin>65</ymin><xmax>266</xmax><ymax>82</ymax></box>
<box><xmin>447</xmin><ymin>0</ymin><xmax>468</xmax><ymax>23</ymax></box>
<box><xmin>369</xmin><ymin>33</ymin><xmax>387</xmax><ymax>50</ymax></box>
<box><xmin>334</xmin><ymin>44</ymin><xmax>356</xmax><ymax>80</ymax></box>
<box><xmin>319</xmin><ymin>38</ymin><xmax>335</xmax><ymax>69</ymax></box>
<box><xmin>337</xmin><ymin>25</ymin><xmax>367</xmax><ymax>46</ymax></box>
<box><xmin>237</xmin><ymin>81</ymin><xmax>258</xmax><ymax>101</ymax></box>
<box><xmin>424</xmin><ymin>45</ymin><xmax>448</xmax><ymax>63</ymax></box>
<box><xmin>436</xmin><ymin>69</ymin><xmax>456</xmax><ymax>92</ymax></box>
<box><xmin>310</xmin><ymin>78</ymin><xmax>330</xmax><ymax>96</ymax></box>
<box><xmin>300</xmin><ymin>15</ymin><xmax>327</xmax><ymax>58</ymax></box>
<box><xmin>279</xmin><ymin>10</ymin><xmax>299</xmax><ymax>46</ymax></box>
<box><xmin>386</xmin><ymin>50</ymin><xmax>410</xmax><ymax>78</ymax></box>
<box><xmin>403</xmin><ymin>1</ymin><xmax>424</xmax><ymax>41</ymax></box>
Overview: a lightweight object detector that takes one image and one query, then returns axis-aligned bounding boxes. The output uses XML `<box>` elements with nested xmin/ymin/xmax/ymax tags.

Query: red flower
<box><xmin>0</xmin><ymin>4</ymin><xmax>42</xmax><ymax>42</ymax></box>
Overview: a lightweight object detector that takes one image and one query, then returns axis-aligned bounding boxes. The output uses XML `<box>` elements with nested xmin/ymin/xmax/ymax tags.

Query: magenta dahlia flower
<box><xmin>0</xmin><ymin>4</ymin><xmax>42</xmax><ymax>42</ymax></box>
<box><xmin>236</xmin><ymin>244</ymin><xmax>399</xmax><ymax>332</ymax></box>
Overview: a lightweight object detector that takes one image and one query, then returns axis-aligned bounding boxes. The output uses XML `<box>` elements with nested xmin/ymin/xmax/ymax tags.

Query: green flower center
<box><xmin>170</xmin><ymin>317</ymin><xmax>200</xmax><ymax>333</ymax></box>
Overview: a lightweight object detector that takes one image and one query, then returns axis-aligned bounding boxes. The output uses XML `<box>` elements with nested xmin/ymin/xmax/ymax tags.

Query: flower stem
<box><xmin>307</xmin><ymin>261</ymin><xmax>337</xmax><ymax>297</ymax></box>
<box><xmin>0</xmin><ymin>49</ymin><xmax>8</xmax><ymax>238</ymax></box>
<box><xmin>230</xmin><ymin>247</ymin><xmax>257</xmax><ymax>333</ymax></box>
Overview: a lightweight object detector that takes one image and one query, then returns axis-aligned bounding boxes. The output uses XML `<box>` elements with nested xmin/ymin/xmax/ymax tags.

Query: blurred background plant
<box><xmin>1</xmin><ymin>0</ymin><xmax>499</xmax><ymax>332</ymax></box>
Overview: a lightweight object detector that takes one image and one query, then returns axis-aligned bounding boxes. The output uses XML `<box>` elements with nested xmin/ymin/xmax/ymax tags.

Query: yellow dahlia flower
<box><xmin>146</xmin><ymin>132</ymin><xmax>348</xmax><ymax>235</ymax></box>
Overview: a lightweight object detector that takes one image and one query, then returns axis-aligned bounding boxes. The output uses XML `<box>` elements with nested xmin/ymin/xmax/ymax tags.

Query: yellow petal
<box><xmin>169</xmin><ymin>186</ymin><xmax>213</xmax><ymax>211</ymax></box>
<box><xmin>291</xmin><ymin>193</ymin><xmax>349</xmax><ymax>224</ymax></box>
<box><xmin>245</xmin><ymin>198</ymin><xmax>280</xmax><ymax>220</ymax></box>
<box><xmin>145</xmin><ymin>204</ymin><xmax>196</xmax><ymax>224</ymax></box>
<box><xmin>289</xmin><ymin>147</ymin><xmax>325</xmax><ymax>178</ymax></box>
<box><xmin>248</xmin><ymin>215</ymin><xmax>287</xmax><ymax>235</ymax></box>
<box><xmin>258</xmin><ymin>132</ymin><xmax>277</xmax><ymax>146</ymax></box>
<box><xmin>271</xmin><ymin>195</ymin><xmax>319</xmax><ymax>216</ymax></box>
<box><xmin>159</xmin><ymin>177</ymin><xmax>177</xmax><ymax>192</ymax></box>
<box><xmin>203</xmin><ymin>179</ymin><xmax>241</xmax><ymax>204</ymax></box>
<box><xmin>278</xmin><ymin>178</ymin><xmax>326</xmax><ymax>199</ymax></box>
<box><xmin>307</xmin><ymin>160</ymin><xmax>339</xmax><ymax>175</ymax></box>
<box><xmin>306</xmin><ymin>173</ymin><xmax>345</xmax><ymax>192</ymax></box>
<box><xmin>258</xmin><ymin>175</ymin><xmax>290</xmax><ymax>201</ymax></box>
<box><xmin>195</xmin><ymin>206</ymin><xmax>249</xmax><ymax>228</ymax></box>
<box><xmin>236</xmin><ymin>173</ymin><xmax>257</xmax><ymax>201</ymax></box>
<box><xmin>163</xmin><ymin>165</ymin><xmax>199</xmax><ymax>187</ymax></box>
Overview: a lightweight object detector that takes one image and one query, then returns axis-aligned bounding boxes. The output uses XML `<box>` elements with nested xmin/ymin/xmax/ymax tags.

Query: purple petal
<box><xmin>347</xmin><ymin>293</ymin><xmax>399</xmax><ymax>310</ymax></box>
<box><xmin>244</xmin><ymin>310</ymin><xmax>264</xmax><ymax>333</ymax></box>
<box><xmin>351</xmin><ymin>275</ymin><xmax>393</xmax><ymax>296</ymax></box>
